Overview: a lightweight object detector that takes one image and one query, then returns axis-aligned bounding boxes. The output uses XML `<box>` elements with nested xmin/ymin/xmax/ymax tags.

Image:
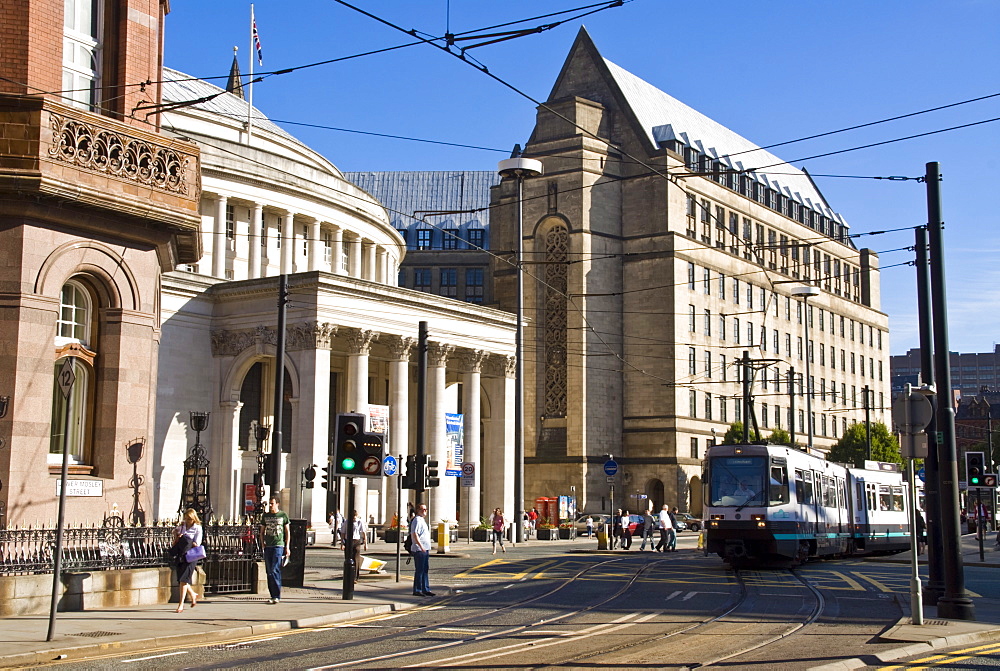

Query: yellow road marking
<box><xmin>852</xmin><ymin>571</ymin><xmax>893</xmax><ymax>592</ymax></box>
<box><xmin>511</xmin><ymin>559</ymin><xmax>557</xmax><ymax>580</ymax></box>
<box><xmin>879</xmin><ymin>641</ymin><xmax>1000</xmax><ymax>669</ymax></box>
<box><xmin>828</xmin><ymin>571</ymin><xmax>865</xmax><ymax>591</ymax></box>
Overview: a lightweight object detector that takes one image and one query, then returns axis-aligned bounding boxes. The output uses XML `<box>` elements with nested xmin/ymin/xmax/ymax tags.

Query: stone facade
<box><xmin>492</xmin><ymin>29</ymin><xmax>891</xmax><ymax>516</ymax></box>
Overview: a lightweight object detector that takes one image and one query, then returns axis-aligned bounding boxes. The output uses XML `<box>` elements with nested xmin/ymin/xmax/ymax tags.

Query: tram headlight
<box><xmin>751</xmin><ymin>514</ymin><xmax>766</xmax><ymax>527</ymax></box>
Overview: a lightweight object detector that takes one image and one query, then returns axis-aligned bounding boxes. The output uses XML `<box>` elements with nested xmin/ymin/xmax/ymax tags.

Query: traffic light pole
<box><xmin>395</xmin><ymin>454</ymin><xmax>403</xmax><ymax>583</ymax></box>
<box><xmin>415</xmin><ymin>322</ymin><xmax>428</xmax><ymax>510</ymax></box>
<box><xmin>269</xmin><ymin>274</ymin><xmax>288</xmax><ymax>490</ymax></box>
<box><xmin>342</xmin><ymin>477</ymin><xmax>355</xmax><ymax>600</ymax></box>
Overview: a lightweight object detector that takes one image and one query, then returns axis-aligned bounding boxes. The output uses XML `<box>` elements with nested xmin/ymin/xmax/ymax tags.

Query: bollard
<box><xmin>697</xmin><ymin>531</ymin><xmax>705</xmax><ymax>549</ymax></box>
<box><xmin>437</xmin><ymin>521</ymin><xmax>450</xmax><ymax>554</ymax></box>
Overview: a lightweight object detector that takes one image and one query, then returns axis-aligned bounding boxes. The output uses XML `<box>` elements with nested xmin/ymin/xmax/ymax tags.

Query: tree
<box><xmin>721</xmin><ymin>422</ymin><xmax>760</xmax><ymax>445</ymax></box>
<box><xmin>767</xmin><ymin>427</ymin><xmax>793</xmax><ymax>446</ymax></box>
<box><xmin>828</xmin><ymin>422</ymin><xmax>901</xmax><ymax>468</ymax></box>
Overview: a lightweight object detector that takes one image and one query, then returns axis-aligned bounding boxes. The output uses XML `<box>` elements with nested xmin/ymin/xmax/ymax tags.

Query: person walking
<box><xmin>489</xmin><ymin>507</ymin><xmax>507</xmax><ymax>554</ymax></box>
<box><xmin>639</xmin><ymin>509</ymin><xmax>656</xmax><ymax>551</ymax></box>
<box><xmin>620</xmin><ymin>509</ymin><xmax>632</xmax><ymax>550</ymax></box>
<box><xmin>409</xmin><ymin>503</ymin><xmax>434</xmax><ymax>596</ymax></box>
<box><xmin>667</xmin><ymin>507</ymin><xmax>679</xmax><ymax>551</ymax></box>
<box><xmin>329</xmin><ymin>508</ymin><xmax>344</xmax><ymax>547</ymax></box>
<box><xmin>341</xmin><ymin>509</ymin><xmax>368</xmax><ymax>583</ymax></box>
<box><xmin>655</xmin><ymin>504</ymin><xmax>674</xmax><ymax>552</ymax></box>
<box><xmin>612</xmin><ymin>509</ymin><xmax>623</xmax><ymax>550</ymax></box>
<box><xmin>171</xmin><ymin>508</ymin><xmax>203</xmax><ymax>613</ymax></box>
<box><xmin>260</xmin><ymin>496</ymin><xmax>291</xmax><ymax>604</ymax></box>
<box><xmin>586</xmin><ymin>515</ymin><xmax>594</xmax><ymax>538</ymax></box>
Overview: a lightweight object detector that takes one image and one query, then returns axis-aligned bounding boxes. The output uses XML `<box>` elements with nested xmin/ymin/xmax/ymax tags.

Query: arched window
<box><xmin>50</xmin><ymin>280</ymin><xmax>98</xmax><ymax>466</ymax></box>
<box><xmin>543</xmin><ymin>223</ymin><xmax>568</xmax><ymax>417</ymax></box>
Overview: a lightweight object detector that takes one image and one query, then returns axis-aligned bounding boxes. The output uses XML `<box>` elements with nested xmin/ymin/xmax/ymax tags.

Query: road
<box><xmin>25</xmin><ymin>536</ymin><xmax>1000</xmax><ymax>669</ymax></box>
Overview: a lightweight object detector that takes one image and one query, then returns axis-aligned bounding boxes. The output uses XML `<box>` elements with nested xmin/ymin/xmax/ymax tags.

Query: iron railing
<box><xmin>0</xmin><ymin>516</ymin><xmax>262</xmax><ymax>592</ymax></box>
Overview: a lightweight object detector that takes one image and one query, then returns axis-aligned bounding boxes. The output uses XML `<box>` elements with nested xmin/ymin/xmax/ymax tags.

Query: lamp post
<box><xmin>790</xmin><ymin>286</ymin><xmax>820</xmax><ymax>449</ymax></box>
<box><xmin>179</xmin><ymin>411</ymin><xmax>212</xmax><ymax>519</ymax></box>
<box><xmin>253</xmin><ymin>421</ymin><xmax>271</xmax><ymax>518</ymax></box>
<box><xmin>498</xmin><ymin>153</ymin><xmax>543</xmax><ymax>542</ymax></box>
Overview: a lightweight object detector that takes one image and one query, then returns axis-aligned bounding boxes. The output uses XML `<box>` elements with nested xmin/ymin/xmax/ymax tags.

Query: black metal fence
<box><xmin>0</xmin><ymin>516</ymin><xmax>262</xmax><ymax>593</ymax></box>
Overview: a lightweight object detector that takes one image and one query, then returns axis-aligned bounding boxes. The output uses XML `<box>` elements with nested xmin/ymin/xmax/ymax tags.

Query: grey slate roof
<box><xmin>161</xmin><ymin>67</ymin><xmax>301</xmax><ymax>146</ymax></box>
<box><xmin>343</xmin><ymin>171</ymin><xmax>498</xmax><ymax>231</ymax></box>
<box><xmin>603</xmin><ymin>58</ymin><xmax>843</xmax><ymax>224</ymax></box>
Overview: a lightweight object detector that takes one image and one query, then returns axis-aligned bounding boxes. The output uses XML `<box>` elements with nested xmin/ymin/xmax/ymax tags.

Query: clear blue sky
<box><xmin>164</xmin><ymin>1</ymin><xmax>1000</xmax><ymax>356</ymax></box>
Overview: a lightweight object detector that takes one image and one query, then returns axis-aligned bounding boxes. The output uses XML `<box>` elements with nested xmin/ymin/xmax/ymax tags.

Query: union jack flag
<box><xmin>252</xmin><ymin>16</ymin><xmax>263</xmax><ymax>66</ymax></box>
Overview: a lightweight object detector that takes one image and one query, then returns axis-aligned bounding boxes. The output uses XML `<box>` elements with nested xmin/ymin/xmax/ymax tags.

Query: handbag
<box><xmin>403</xmin><ymin>534</ymin><xmax>413</xmax><ymax>554</ymax></box>
<box><xmin>185</xmin><ymin>544</ymin><xmax>207</xmax><ymax>562</ymax></box>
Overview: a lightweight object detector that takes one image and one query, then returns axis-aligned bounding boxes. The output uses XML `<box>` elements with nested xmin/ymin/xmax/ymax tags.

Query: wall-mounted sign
<box><xmin>55</xmin><ymin>479</ymin><xmax>103</xmax><ymax>497</ymax></box>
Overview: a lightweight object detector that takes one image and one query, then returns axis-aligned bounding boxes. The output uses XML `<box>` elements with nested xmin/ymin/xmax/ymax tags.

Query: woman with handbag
<box><xmin>171</xmin><ymin>508</ymin><xmax>204</xmax><ymax>612</ymax></box>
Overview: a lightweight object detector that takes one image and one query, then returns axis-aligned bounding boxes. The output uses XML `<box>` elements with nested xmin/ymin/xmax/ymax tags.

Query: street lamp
<box><xmin>499</xmin><ymin>152</ymin><xmax>543</xmax><ymax>543</ymax></box>
<box><xmin>179</xmin><ymin>411</ymin><xmax>212</xmax><ymax>519</ymax></box>
<box><xmin>790</xmin><ymin>286</ymin><xmax>820</xmax><ymax>449</ymax></box>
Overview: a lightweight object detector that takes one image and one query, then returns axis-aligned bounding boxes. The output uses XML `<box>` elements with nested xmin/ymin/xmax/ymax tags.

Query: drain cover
<box><xmin>71</xmin><ymin>631</ymin><xmax>120</xmax><ymax>638</ymax></box>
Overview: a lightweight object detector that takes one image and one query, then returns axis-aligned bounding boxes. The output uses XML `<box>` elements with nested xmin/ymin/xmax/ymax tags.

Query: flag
<box><xmin>252</xmin><ymin>13</ymin><xmax>263</xmax><ymax>65</ymax></box>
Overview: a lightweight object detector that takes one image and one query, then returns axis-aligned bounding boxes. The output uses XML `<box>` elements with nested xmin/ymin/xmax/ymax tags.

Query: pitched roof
<box><xmin>343</xmin><ymin>171</ymin><xmax>499</xmax><ymax>229</ymax></box>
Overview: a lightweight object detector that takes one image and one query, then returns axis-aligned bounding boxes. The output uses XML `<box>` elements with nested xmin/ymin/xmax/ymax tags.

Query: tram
<box><xmin>703</xmin><ymin>442</ymin><xmax>912</xmax><ymax>564</ymax></box>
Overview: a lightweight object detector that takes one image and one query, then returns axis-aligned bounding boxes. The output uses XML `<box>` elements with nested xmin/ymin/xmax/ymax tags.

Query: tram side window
<box><xmin>769</xmin><ymin>465</ymin><xmax>789</xmax><ymax>504</ymax></box>
<box><xmin>879</xmin><ymin>486</ymin><xmax>892</xmax><ymax>511</ymax></box>
<box><xmin>867</xmin><ymin>484</ymin><xmax>877</xmax><ymax>512</ymax></box>
<box><xmin>795</xmin><ymin>470</ymin><xmax>805</xmax><ymax>502</ymax></box>
<box><xmin>892</xmin><ymin>487</ymin><xmax>905</xmax><ymax>512</ymax></box>
<box><xmin>802</xmin><ymin>471</ymin><xmax>814</xmax><ymax>505</ymax></box>
<box><xmin>825</xmin><ymin>477</ymin><xmax>837</xmax><ymax>508</ymax></box>
<box><xmin>838</xmin><ymin>479</ymin><xmax>846</xmax><ymax>509</ymax></box>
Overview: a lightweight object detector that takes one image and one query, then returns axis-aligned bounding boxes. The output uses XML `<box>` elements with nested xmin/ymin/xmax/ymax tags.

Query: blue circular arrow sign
<box><xmin>917</xmin><ymin>467</ymin><xmax>925</xmax><ymax>483</ymax></box>
<box><xmin>604</xmin><ymin>459</ymin><xmax>619</xmax><ymax>476</ymax></box>
<box><xmin>383</xmin><ymin>455</ymin><xmax>398</xmax><ymax>476</ymax></box>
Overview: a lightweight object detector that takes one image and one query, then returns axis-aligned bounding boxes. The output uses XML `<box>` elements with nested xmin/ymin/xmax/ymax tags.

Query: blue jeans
<box><xmin>264</xmin><ymin>546</ymin><xmax>284</xmax><ymax>599</ymax></box>
<box><xmin>639</xmin><ymin>530</ymin><xmax>655</xmax><ymax>550</ymax></box>
<box><xmin>666</xmin><ymin>528</ymin><xmax>677</xmax><ymax>551</ymax></box>
<box><xmin>412</xmin><ymin>550</ymin><xmax>430</xmax><ymax>594</ymax></box>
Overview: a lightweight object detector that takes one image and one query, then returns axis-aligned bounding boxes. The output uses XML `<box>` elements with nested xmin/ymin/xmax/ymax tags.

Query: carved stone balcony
<box><xmin>0</xmin><ymin>95</ymin><xmax>202</xmax><ymax>264</ymax></box>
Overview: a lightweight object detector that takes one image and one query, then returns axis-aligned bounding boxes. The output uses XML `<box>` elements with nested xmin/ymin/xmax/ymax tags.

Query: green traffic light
<box><xmin>341</xmin><ymin>457</ymin><xmax>356</xmax><ymax>471</ymax></box>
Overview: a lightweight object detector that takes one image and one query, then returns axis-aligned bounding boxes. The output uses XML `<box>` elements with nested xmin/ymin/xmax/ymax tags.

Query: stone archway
<box><xmin>647</xmin><ymin>479</ymin><xmax>665</xmax><ymax>512</ymax></box>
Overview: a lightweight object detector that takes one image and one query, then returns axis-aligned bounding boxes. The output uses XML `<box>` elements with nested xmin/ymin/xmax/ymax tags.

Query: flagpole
<box><xmin>247</xmin><ymin>4</ymin><xmax>255</xmax><ymax>142</ymax></box>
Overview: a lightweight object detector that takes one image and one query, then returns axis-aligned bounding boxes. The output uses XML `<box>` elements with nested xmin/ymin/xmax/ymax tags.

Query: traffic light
<box><xmin>425</xmin><ymin>457</ymin><xmax>440</xmax><ymax>488</ymax></box>
<box><xmin>333</xmin><ymin>413</ymin><xmax>386</xmax><ymax>478</ymax></box>
<box><xmin>966</xmin><ymin>451</ymin><xmax>985</xmax><ymax>486</ymax></box>
<box><xmin>320</xmin><ymin>465</ymin><xmax>330</xmax><ymax>489</ymax></box>
<box><xmin>414</xmin><ymin>454</ymin><xmax>440</xmax><ymax>490</ymax></box>
<box><xmin>402</xmin><ymin>454</ymin><xmax>417</xmax><ymax>490</ymax></box>
<box><xmin>304</xmin><ymin>464</ymin><xmax>317</xmax><ymax>489</ymax></box>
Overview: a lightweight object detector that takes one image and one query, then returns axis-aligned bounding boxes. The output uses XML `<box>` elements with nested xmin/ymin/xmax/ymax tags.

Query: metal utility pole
<box><xmin>415</xmin><ymin>321</ymin><xmax>427</xmax><ymax>510</ymax></box>
<box><xmin>788</xmin><ymin>367</ymin><xmax>796</xmax><ymax>447</ymax></box>
<box><xmin>863</xmin><ymin>385</ymin><xmax>872</xmax><ymax>461</ymax></box>
<box><xmin>926</xmin><ymin>161</ymin><xmax>975</xmax><ymax>621</ymax></box>
<box><xmin>48</xmin><ymin>356</ymin><xmax>76</xmax><ymax>641</ymax></box>
<box><xmin>269</xmin><ymin>275</ymin><xmax>288</xmax><ymax>489</ymax></box>
<box><xmin>915</xmin><ymin>225</ymin><xmax>943</xmax><ymax>605</ymax></box>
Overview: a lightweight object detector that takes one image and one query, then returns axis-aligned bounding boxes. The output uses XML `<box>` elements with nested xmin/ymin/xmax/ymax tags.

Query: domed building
<box><xmin>153</xmin><ymin>67</ymin><xmax>518</xmax><ymax>535</ymax></box>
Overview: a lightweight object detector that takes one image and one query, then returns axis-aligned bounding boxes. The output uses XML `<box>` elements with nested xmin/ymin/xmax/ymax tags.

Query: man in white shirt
<box><xmin>340</xmin><ymin>510</ymin><xmax>368</xmax><ymax>583</ymax></box>
<box><xmin>408</xmin><ymin>503</ymin><xmax>434</xmax><ymax>597</ymax></box>
<box><xmin>655</xmin><ymin>504</ymin><xmax>675</xmax><ymax>552</ymax></box>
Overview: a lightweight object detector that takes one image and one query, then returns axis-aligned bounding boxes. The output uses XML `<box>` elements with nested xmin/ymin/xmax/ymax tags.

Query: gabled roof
<box><xmin>343</xmin><ymin>171</ymin><xmax>499</xmax><ymax>230</ymax></box>
<box><xmin>554</xmin><ymin>29</ymin><xmax>845</xmax><ymax>226</ymax></box>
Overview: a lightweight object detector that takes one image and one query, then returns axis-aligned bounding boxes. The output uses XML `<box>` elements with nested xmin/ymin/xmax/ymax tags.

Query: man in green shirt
<box><xmin>259</xmin><ymin>497</ymin><xmax>291</xmax><ymax>604</ymax></box>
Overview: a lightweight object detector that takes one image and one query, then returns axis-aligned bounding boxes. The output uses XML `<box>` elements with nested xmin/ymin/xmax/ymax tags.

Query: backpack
<box><xmin>403</xmin><ymin>534</ymin><xmax>413</xmax><ymax>553</ymax></box>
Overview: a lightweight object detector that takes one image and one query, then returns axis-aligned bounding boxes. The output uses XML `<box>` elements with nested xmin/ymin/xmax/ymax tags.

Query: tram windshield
<box><xmin>709</xmin><ymin>455</ymin><xmax>766</xmax><ymax>506</ymax></box>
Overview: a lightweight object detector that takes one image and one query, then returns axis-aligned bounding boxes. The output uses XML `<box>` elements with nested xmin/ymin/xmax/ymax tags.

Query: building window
<box><xmin>63</xmin><ymin>0</ymin><xmax>103</xmax><ymax>111</ymax></box>
<box><xmin>465</xmin><ymin>268</ymin><xmax>484</xmax><ymax>303</ymax></box>
<box><xmin>703</xmin><ymin>267</ymin><xmax>711</xmax><ymax>294</ymax></box>
<box><xmin>691</xmin><ymin>437</ymin><xmax>699</xmax><ymax>459</ymax></box>
<box><xmin>323</xmin><ymin>231</ymin><xmax>332</xmax><ymax>264</ymax></box>
<box><xmin>688</xmin><ymin>262</ymin><xmax>696</xmax><ymax>290</ymax></box>
<box><xmin>413</xmin><ymin>268</ymin><xmax>432</xmax><ymax>292</ymax></box>
<box><xmin>225</xmin><ymin>204</ymin><xmax>235</xmax><ymax>240</ymax></box>
<box><xmin>688</xmin><ymin>347</ymin><xmax>697</xmax><ymax>375</ymax></box>
<box><xmin>721</xmin><ymin>354</ymin><xmax>727</xmax><ymax>382</ymax></box>
<box><xmin>705</xmin><ymin>393</ymin><xmax>713</xmax><ymax>420</ymax></box>
<box><xmin>439</xmin><ymin>268</ymin><xmax>457</xmax><ymax>297</ymax></box>
<box><xmin>51</xmin><ymin>280</ymin><xmax>97</xmax><ymax>466</ymax></box>
<box><xmin>276</xmin><ymin>217</ymin><xmax>282</xmax><ymax>248</ymax></box>
<box><xmin>689</xmin><ymin>305</ymin><xmax>696</xmax><ymax>332</ymax></box>
<box><xmin>720</xmin><ymin>397</ymin><xmax>728</xmax><ymax>422</ymax></box>
<box><xmin>719</xmin><ymin>315</ymin><xmax>726</xmax><ymax>340</ymax></box>
<box><xmin>762</xmin><ymin>403</ymin><xmax>769</xmax><ymax>428</ymax></box>
<box><xmin>704</xmin><ymin>309</ymin><xmax>711</xmax><ymax>336</ymax></box>
<box><xmin>705</xmin><ymin>351</ymin><xmax>712</xmax><ymax>378</ymax></box>
<box><xmin>689</xmin><ymin>389</ymin><xmax>697</xmax><ymax>418</ymax></box>
<box><xmin>416</xmin><ymin>229</ymin><xmax>432</xmax><ymax>250</ymax></box>
<box><xmin>467</xmin><ymin>228</ymin><xmax>484</xmax><ymax>248</ymax></box>
<box><xmin>442</xmin><ymin>228</ymin><xmax>459</xmax><ymax>250</ymax></box>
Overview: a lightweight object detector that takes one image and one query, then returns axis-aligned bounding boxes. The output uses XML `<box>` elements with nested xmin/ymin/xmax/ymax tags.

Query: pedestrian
<box><xmin>406</xmin><ymin>501</ymin><xmax>415</xmax><ymax>521</ymax></box>
<box><xmin>655</xmin><ymin>504</ymin><xmax>674</xmax><ymax>552</ymax></box>
<box><xmin>489</xmin><ymin>507</ymin><xmax>507</xmax><ymax>554</ymax></box>
<box><xmin>639</xmin><ymin>509</ymin><xmax>656</xmax><ymax>551</ymax></box>
<box><xmin>620</xmin><ymin>509</ymin><xmax>632</xmax><ymax>550</ymax></box>
<box><xmin>915</xmin><ymin>510</ymin><xmax>927</xmax><ymax>555</ymax></box>
<box><xmin>341</xmin><ymin>509</ymin><xmax>368</xmax><ymax>583</ymax></box>
<box><xmin>667</xmin><ymin>507</ymin><xmax>679</xmax><ymax>551</ymax></box>
<box><xmin>586</xmin><ymin>515</ymin><xmax>594</xmax><ymax>538</ymax></box>
<box><xmin>612</xmin><ymin>509</ymin><xmax>623</xmax><ymax>550</ymax></box>
<box><xmin>529</xmin><ymin>507</ymin><xmax>539</xmax><ymax>535</ymax></box>
<box><xmin>171</xmin><ymin>508</ymin><xmax>203</xmax><ymax>613</ymax></box>
<box><xmin>408</xmin><ymin>503</ymin><xmax>434</xmax><ymax>596</ymax></box>
<box><xmin>260</xmin><ymin>496</ymin><xmax>291</xmax><ymax>604</ymax></box>
<box><xmin>329</xmin><ymin>508</ymin><xmax>344</xmax><ymax>547</ymax></box>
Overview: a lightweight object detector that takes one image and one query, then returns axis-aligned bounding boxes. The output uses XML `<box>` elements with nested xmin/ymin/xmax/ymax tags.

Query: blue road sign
<box><xmin>604</xmin><ymin>459</ymin><xmax>619</xmax><ymax>477</ymax></box>
<box><xmin>917</xmin><ymin>467</ymin><xmax>925</xmax><ymax>483</ymax></box>
<box><xmin>383</xmin><ymin>455</ymin><xmax>398</xmax><ymax>476</ymax></box>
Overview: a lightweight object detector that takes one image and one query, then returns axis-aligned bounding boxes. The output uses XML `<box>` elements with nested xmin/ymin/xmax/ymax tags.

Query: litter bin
<box><xmin>281</xmin><ymin>518</ymin><xmax>307</xmax><ymax>587</ymax></box>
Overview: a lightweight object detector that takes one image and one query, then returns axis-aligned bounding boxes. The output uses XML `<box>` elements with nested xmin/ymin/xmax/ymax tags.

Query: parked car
<box><xmin>674</xmin><ymin>512</ymin><xmax>701</xmax><ymax>532</ymax></box>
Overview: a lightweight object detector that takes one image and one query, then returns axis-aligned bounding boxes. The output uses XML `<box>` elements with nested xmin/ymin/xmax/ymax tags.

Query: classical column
<box><xmin>345</xmin><ymin>328</ymin><xmax>379</xmax><ymax>526</ymax></box>
<box><xmin>286</xmin><ymin>322</ymin><xmax>336</xmax><ymax>537</ymax></box>
<box><xmin>281</xmin><ymin>212</ymin><xmax>295</xmax><ymax>275</ymax></box>
<box><xmin>214</xmin><ymin>399</ymin><xmax>242</xmax><ymax>520</ymax></box>
<box><xmin>386</xmin><ymin>335</ymin><xmax>414</xmax><ymax>526</ymax></box>
<box><xmin>363</xmin><ymin>240</ymin><xmax>376</xmax><ymax>281</ymax></box>
<box><xmin>459</xmin><ymin>349</ymin><xmax>487</xmax><ymax>530</ymax></box>
<box><xmin>308</xmin><ymin>219</ymin><xmax>322</xmax><ymax>272</ymax></box>
<box><xmin>213</xmin><ymin>194</ymin><xmax>227</xmax><ymax>278</ymax></box>
<box><xmin>331</xmin><ymin>226</ymin><xmax>345</xmax><ymax>275</ymax></box>
<box><xmin>376</xmin><ymin>247</ymin><xmax>387</xmax><ymax>284</ymax></box>
<box><xmin>427</xmin><ymin>342</ymin><xmax>455</xmax><ymax>522</ymax></box>
<box><xmin>483</xmin><ymin>355</ymin><xmax>516</xmax><ymax>527</ymax></box>
<box><xmin>348</xmin><ymin>232</ymin><xmax>362</xmax><ymax>278</ymax></box>
<box><xmin>249</xmin><ymin>203</ymin><xmax>263</xmax><ymax>279</ymax></box>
